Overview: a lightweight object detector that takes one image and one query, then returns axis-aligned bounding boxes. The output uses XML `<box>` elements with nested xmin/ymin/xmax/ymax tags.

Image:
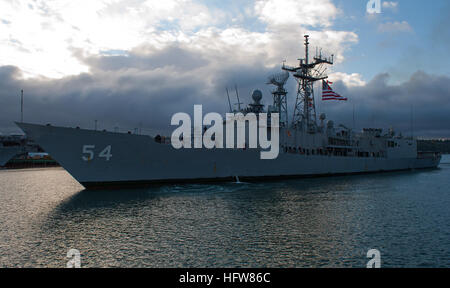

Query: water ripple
<box><xmin>0</xmin><ymin>157</ymin><xmax>449</xmax><ymax>268</ymax></box>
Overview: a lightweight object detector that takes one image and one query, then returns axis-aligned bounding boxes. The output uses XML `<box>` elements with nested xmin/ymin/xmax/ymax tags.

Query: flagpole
<box><xmin>353</xmin><ymin>102</ymin><xmax>355</xmax><ymax>131</ymax></box>
<box><xmin>410</xmin><ymin>104</ymin><xmax>414</xmax><ymax>139</ymax></box>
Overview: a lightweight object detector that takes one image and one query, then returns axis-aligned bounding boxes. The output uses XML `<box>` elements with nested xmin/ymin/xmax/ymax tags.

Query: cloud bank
<box><xmin>0</xmin><ymin>0</ymin><xmax>448</xmax><ymax>138</ymax></box>
<box><xmin>1</xmin><ymin>54</ymin><xmax>449</xmax><ymax>138</ymax></box>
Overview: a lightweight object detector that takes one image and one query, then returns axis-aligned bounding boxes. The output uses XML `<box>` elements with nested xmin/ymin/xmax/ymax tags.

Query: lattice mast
<box><xmin>267</xmin><ymin>71</ymin><xmax>289</xmax><ymax>127</ymax></box>
<box><xmin>283</xmin><ymin>35</ymin><xmax>334</xmax><ymax>133</ymax></box>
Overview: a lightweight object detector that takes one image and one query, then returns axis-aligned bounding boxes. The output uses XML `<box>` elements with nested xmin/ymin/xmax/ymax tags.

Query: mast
<box><xmin>410</xmin><ymin>104</ymin><xmax>414</xmax><ymax>139</ymax></box>
<box><xmin>283</xmin><ymin>35</ymin><xmax>334</xmax><ymax>133</ymax></box>
<box><xmin>226</xmin><ymin>88</ymin><xmax>232</xmax><ymax>112</ymax></box>
<box><xmin>267</xmin><ymin>71</ymin><xmax>289</xmax><ymax>127</ymax></box>
<box><xmin>235</xmin><ymin>85</ymin><xmax>242</xmax><ymax>112</ymax></box>
<box><xmin>20</xmin><ymin>89</ymin><xmax>24</xmax><ymax>123</ymax></box>
<box><xmin>353</xmin><ymin>103</ymin><xmax>356</xmax><ymax>131</ymax></box>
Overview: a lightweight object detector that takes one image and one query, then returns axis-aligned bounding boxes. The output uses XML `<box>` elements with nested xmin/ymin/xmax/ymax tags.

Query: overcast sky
<box><xmin>0</xmin><ymin>0</ymin><xmax>449</xmax><ymax>138</ymax></box>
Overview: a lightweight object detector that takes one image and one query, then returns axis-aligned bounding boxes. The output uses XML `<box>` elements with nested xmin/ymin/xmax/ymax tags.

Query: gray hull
<box><xmin>0</xmin><ymin>146</ymin><xmax>20</xmax><ymax>167</ymax></box>
<box><xmin>17</xmin><ymin>123</ymin><xmax>441</xmax><ymax>189</ymax></box>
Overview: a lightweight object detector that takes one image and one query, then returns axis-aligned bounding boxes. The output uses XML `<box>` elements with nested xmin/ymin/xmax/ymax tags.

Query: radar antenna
<box><xmin>267</xmin><ymin>70</ymin><xmax>289</xmax><ymax>127</ymax></box>
<box><xmin>283</xmin><ymin>35</ymin><xmax>334</xmax><ymax>133</ymax></box>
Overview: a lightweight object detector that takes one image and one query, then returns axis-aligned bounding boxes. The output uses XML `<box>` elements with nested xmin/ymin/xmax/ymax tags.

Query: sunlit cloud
<box><xmin>0</xmin><ymin>0</ymin><xmax>222</xmax><ymax>78</ymax></box>
<box><xmin>378</xmin><ymin>21</ymin><xmax>413</xmax><ymax>33</ymax></box>
<box><xmin>254</xmin><ymin>0</ymin><xmax>339</xmax><ymax>27</ymax></box>
<box><xmin>329</xmin><ymin>72</ymin><xmax>366</xmax><ymax>87</ymax></box>
<box><xmin>382</xmin><ymin>1</ymin><xmax>399</xmax><ymax>11</ymax></box>
<box><xmin>0</xmin><ymin>0</ymin><xmax>355</xmax><ymax>79</ymax></box>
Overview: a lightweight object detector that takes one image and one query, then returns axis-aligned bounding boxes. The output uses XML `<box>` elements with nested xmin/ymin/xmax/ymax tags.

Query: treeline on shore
<box><xmin>418</xmin><ymin>140</ymin><xmax>450</xmax><ymax>154</ymax></box>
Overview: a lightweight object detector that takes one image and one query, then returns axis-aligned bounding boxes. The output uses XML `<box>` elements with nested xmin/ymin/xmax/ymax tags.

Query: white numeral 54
<box><xmin>82</xmin><ymin>145</ymin><xmax>112</xmax><ymax>161</ymax></box>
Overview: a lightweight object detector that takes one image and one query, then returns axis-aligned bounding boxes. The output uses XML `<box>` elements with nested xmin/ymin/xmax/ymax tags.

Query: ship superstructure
<box><xmin>15</xmin><ymin>35</ymin><xmax>441</xmax><ymax>188</ymax></box>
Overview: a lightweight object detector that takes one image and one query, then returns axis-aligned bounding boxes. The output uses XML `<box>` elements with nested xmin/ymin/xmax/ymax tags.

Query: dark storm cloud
<box><xmin>0</xmin><ymin>45</ymin><xmax>449</xmax><ymax>138</ymax></box>
<box><xmin>321</xmin><ymin>71</ymin><xmax>450</xmax><ymax>138</ymax></box>
<box><xmin>0</xmin><ymin>46</ymin><xmax>274</xmax><ymax>136</ymax></box>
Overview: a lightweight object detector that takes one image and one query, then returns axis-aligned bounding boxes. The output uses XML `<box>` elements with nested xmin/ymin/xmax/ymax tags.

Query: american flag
<box><xmin>322</xmin><ymin>80</ymin><xmax>347</xmax><ymax>101</ymax></box>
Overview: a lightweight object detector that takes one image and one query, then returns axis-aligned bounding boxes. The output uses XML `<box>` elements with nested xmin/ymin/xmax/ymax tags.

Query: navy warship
<box><xmin>16</xmin><ymin>35</ymin><xmax>441</xmax><ymax>188</ymax></box>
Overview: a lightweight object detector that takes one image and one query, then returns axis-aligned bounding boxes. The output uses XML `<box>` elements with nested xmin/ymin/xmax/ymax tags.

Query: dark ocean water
<box><xmin>0</xmin><ymin>156</ymin><xmax>449</xmax><ymax>268</ymax></box>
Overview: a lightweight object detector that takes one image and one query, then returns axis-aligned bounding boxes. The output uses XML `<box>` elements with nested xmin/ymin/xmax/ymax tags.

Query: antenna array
<box><xmin>283</xmin><ymin>35</ymin><xmax>334</xmax><ymax>133</ymax></box>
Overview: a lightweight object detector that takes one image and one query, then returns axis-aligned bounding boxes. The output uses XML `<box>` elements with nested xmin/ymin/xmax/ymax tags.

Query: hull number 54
<box><xmin>82</xmin><ymin>145</ymin><xmax>112</xmax><ymax>161</ymax></box>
